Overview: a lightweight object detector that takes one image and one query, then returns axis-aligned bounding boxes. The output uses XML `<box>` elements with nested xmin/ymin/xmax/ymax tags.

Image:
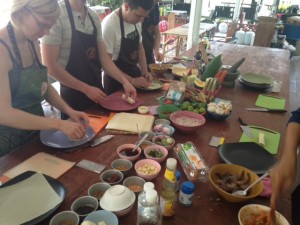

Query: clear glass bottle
<box><xmin>137</xmin><ymin>189</ymin><xmax>162</xmax><ymax>225</ymax></box>
<box><xmin>138</xmin><ymin>182</ymin><xmax>155</xmax><ymax>208</ymax></box>
<box><xmin>160</xmin><ymin>158</ymin><xmax>177</xmax><ymax>217</ymax></box>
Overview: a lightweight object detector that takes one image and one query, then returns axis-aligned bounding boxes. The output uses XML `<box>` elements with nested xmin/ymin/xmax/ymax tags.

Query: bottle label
<box><xmin>160</xmin><ymin>197</ymin><xmax>175</xmax><ymax>217</ymax></box>
<box><xmin>164</xmin><ymin>168</ymin><xmax>176</xmax><ymax>183</ymax></box>
<box><xmin>179</xmin><ymin>191</ymin><xmax>194</xmax><ymax>206</ymax></box>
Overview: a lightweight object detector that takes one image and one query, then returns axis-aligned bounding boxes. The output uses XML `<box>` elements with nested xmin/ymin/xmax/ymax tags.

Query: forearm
<box><xmin>0</xmin><ymin>105</ymin><xmax>62</xmax><ymax>131</ymax></box>
<box><xmin>138</xmin><ymin>44</ymin><xmax>148</xmax><ymax>75</ymax></box>
<box><xmin>280</xmin><ymin>122</ymin><xmax>300</xmax><ymax>162</ymax></box>
<box><xmin>45</xmin><ymin>83</ymin><xmax>74</xmax><ymax>115</ymax></box>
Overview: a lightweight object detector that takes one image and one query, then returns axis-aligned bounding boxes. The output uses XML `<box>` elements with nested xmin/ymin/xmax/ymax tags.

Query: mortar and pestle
<box><xmin>222</xmin><ymin>58</ymin><xmax>245</xmax><ymax>87</ymax></box>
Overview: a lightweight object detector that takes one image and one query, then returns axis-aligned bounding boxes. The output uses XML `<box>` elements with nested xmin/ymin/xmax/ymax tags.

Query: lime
<box><xmin>188</xmin><ymin>106</ymin><xmax>194</xmax><ymax>111</ymax></box>
<box><xmin>199</xmin><ymin>107</ymin><xmax>205</xmax><ymax>114</ymax></box>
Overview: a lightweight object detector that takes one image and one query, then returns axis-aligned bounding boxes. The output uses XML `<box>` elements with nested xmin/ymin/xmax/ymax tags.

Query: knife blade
<box><xmin>90</xmin><ymin>134</ymin><xmax>114</xmax><ymax>147</ymax></box>
<box><xmin>248</xmin><ymin>126</ymin><xmax>278</xmax><ymax>134</ymax></box>
<box><xmin>246</xmin><ymin>107</ymin><xmax>287</xmax><ymax>112</ymax></box>
<box><xmin>63</xmin><ymin>135</ymin><xmax>114</xmax><ymax>153</ymax></box>
<box><xmin>240</xmin><ymin>125</ymin><xmax>255</xmax><ymax>139</ymax></box>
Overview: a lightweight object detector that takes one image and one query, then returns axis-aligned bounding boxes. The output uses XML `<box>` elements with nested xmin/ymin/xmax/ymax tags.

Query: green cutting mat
<box><xmin>255</xmin><ymin>94</ymin><xmax>286</xmax><ymax>110</ymax></box>
<box><xmin>239</xmin><ymin>125</ymin><xmax>280</xmax><ymax>154</ymax></box>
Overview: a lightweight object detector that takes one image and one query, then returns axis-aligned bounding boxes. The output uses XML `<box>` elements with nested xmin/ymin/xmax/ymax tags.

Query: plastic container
<box><xmin>173</xmin><ymin>142</ymin><xmax>209</xmax><ymax>182</ymax></box>
<box><xmin>137</xmin><ymin>189</ymin><xmax>162</xmax><ymax>225</ymax></box>
<box><xmin>160</xmin><ymin>158</ymin><xmax>177</xmax><ymax>217</ymax></box>
<box><xmin>138</xmin><ymin>182</ymin><xmax>155</xmax><ymax>208</ymax></box>
<box><xmin>175</xmin><ymin>170</ymin><xmax>181</xmax><ymax>192</ymax></box>
<box><xmin>235</xmin><ymin>28</ymin><xmax>245</xmax><ymax>45</ymax></box>
<box><xmin>179</xmin><ymin>181</ymin><xmax>195</xmax><ymax>207</ymax></box>
<box><xmin>244</xmin><ymin>29</ymin><xmax>255</xmax><ymax>45</ymax></box>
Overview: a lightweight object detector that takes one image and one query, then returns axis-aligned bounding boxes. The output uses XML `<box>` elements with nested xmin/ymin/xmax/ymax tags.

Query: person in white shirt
<box><xmin>101</xmin><ymin>0</ymin><xmax>154</xmax><ymax>95</ymax></box>
<box><xmin>41</xmin><ymin>0</ymin><xmax>136</xmax><ymax>114</ymax></box>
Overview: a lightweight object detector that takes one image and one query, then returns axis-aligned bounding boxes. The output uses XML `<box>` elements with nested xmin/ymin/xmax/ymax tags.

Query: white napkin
<box><xmin>0</xmin><ymin>173</ymin><xmax>63</xmax><ymax>225</ymax></box>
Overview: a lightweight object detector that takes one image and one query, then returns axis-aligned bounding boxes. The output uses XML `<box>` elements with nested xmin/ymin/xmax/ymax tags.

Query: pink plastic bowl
<box><xmin>170</xmin><ymin>110</ymin><xmax>206</xmax><ymax>134</ymax></box>
<box><xmin>144</xmin><ymin>145</ymin><xmax>168</xmax><ymax>163</ymax></box>
<box><xmin>117</xmin><ymin>144</ymin><xmax>141</xmax><ymax>162</ymax></box>
<box><xmin>134</xmin><ymin>159</ymin><xmax>161</xmax><ymax>180</ymax></box>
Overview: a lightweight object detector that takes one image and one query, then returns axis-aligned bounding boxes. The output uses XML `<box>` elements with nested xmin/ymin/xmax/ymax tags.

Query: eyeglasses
<box><xmin>30</xmin><ymin>12</ymin><xmax>52</xmax><ymax>31</ymax></box>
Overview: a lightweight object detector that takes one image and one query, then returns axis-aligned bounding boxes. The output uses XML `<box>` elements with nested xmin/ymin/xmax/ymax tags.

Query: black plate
<box><xmin>218</xmin><ymin>142</ymin><xmax>277</xmax><ymax>174</ymax></box>
<box><xmin>0</xmin><ymin>171</ymin><xmax>66</xmax><ymax>225</ymax></box>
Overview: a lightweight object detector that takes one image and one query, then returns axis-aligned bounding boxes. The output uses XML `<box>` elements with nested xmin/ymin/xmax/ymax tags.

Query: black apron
<box><xmin>142</xmin><ymin>20</ymin><xmax>155</xmax><ymax>65</ymax></box>
<box><xmin>0</xmin><ymin>23</ymin><xmax>47</xmax><ymax>156</ymax></box>
<box><xmin>61</xmin><ymin>0</ymin><xmax>102</xmax><ymax>111</ymax></box>
<box><xmin>104</xmin><ymin>8</ymin><xmax>141</xmax><ymax>95</ymax></box>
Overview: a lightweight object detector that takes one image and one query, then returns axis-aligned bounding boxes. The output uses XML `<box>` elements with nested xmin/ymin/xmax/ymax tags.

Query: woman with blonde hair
<box><xmin>0</xmin><ymin>0</ymin><xmax>89</xmax><ymax>157</ymax></box>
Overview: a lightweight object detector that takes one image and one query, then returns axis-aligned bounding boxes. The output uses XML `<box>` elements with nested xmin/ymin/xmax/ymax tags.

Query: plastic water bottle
<box><xmin>244</xmin><ymin>29</ymin><xmax>255</xmax><ymax>46</ymax></box>
<box><xmin>138</xmin><ymin>182</ymin><xmax>155</xmax><ymax>208</ymax></box>
<box><xmin>235</xmin><ymin>28</ymin><xmax>245</xmax><ymax>45</ymax></box>
<box><xmin>137</xmin><ymin>189</ymin><xmax>162</xmax><ymax>225</ymax></box>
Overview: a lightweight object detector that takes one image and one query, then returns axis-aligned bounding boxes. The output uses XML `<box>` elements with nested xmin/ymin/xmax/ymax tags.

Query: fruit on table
<box><xmin>180</xmin><ymin>101</ymin><xmax>206</xmax><ymax>115</ymax></box>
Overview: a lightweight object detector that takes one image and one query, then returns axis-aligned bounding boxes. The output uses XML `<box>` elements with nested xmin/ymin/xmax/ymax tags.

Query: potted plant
<box><xmin>101</xmin><ymin>0</ymin><xmax>122</xmax><ymax>10</ymax></box>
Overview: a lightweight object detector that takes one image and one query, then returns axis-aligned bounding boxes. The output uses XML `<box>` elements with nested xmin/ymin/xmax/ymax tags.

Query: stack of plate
<box><xmin>238</xmin><ymin>72</ymin><xmax>273</xmax><ymax>90</ymax></box>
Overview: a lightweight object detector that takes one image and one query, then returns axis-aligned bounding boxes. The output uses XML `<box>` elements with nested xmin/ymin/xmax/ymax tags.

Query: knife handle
<box><xmin>268</xmin><ymin>109</ymin><xmax>287</xmax><ymax>112</ymax></box>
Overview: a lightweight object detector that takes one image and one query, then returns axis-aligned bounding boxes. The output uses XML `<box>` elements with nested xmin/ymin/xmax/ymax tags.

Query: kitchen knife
<box><xmin>246</xmin><ymin>108</ymin><xmax>287</xmax><ymax>112</ymax></box>
<box><xmin>240</xmin><ymin>125</ymin><xmax>255</xmax><ymax>139</ymax></box>
<box><xmin>63</xmin><ymin>135</ymin><xmax>114</xmax><ymax>153</ymax></box>
<box><xmin>90</xmin><ymin>134</ymin><xmax>114</xmax><ymax>147</ymax></box>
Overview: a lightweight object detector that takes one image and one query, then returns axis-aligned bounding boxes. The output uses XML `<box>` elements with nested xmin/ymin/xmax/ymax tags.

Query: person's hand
<box><xmin>133</xmin><ymin>76</ymin><xmax>151</xmax><ymax>88</ymax></box>
<box><xmin>143</xmin><ymin>72</ymin><xmax>153</xmax><ymax>83</ymax></box>
<box><xmin>68</xmin><ymin>110</ymin><xmax>90</xmax><ymax>128</ymax></box>
<box><xmin>58</xmin><ymin>118</ymin><xmax>88</xmax><ymax>140</ymax></box>
<box><xmin>123</xmin><ymin>81</ymin><xmax>137</xmax><ymax>99</ymax></box>
<box><xmin>85</xmin><ymin>85</ymin><xmax>107</xmax><ymax>104</ymax></box>
<box><xmin>270</xmin><ymin>158</ymin><xmax>296</xmax><ymax>211</ymax></box>
<box><xmin>154</xmin><ymin>51</ymin><xmax>163</xmax><ymax>62</ymax></box>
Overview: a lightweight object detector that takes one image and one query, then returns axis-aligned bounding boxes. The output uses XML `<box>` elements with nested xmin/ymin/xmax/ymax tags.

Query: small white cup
<box><xmin>49</xmin><ymin>210</ymin><xmax>79</xmax><ymax>225</ymax></box>
<box><xmin>272</xmin><ymin>80</ymin><xmax>282</xmax><ymax>93</ymax></box>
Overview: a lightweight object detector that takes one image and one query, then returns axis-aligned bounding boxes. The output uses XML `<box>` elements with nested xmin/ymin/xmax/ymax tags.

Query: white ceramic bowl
<box><xmin>238</xmin><ymin>204</ymin><xmax>289</xmax><ymax>225</ymax></box>
<box><xmin>88</xmin><ymin>182</ymin><xmax>111</xmax><ymax>200</ymax></box>
<box><xmin>100</xmin><ymin>185</ymin><xmax>136</xmax><ymax>212</ymax></box>
<box><xmin>71</xmin><ymin>196</ymin><xmax>98</xmax><ymax>217</ymax></box>
<box><xmin>83</xmin><ymin>210</ymin><xmax>118</xmax><ymax>225</ymax></box>
<box><xmin>49</xmin><ymin>210</ymin><xmax>79</xmax><ymax>225</ymax></box>
<box><xmin>100</xmin><ymin>169</ymin><xmax>124</xmax><ymax>185</ymax></box>
<box><xmin>123</xmin><ymin>176</ymin><xmax>145</xmax><ymax>194</ymax></box>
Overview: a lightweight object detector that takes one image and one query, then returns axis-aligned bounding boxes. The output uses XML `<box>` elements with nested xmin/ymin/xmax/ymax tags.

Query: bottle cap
<box><xmin>166</xmin><ymin>158</ymin><xmax>177</xmax><ymax>170</ymax></box>
<box><xmin>143</xmin><ymin>182</ymin><xmax>155</xmax><ymax>191</ymax></box>
<box><xmin>176</xmin><ymin>170</ymin><xmax>181</xmax><ymax>181</ymax></box>
<box><xmin>145</xmin><ymin>189</ymin><xmax>158</xmax><ymax>204</ymax></box>
<box><xmin>181</xmin><ymin>181</ymin><xmax>195</xmax><ymax>194</ymax></box>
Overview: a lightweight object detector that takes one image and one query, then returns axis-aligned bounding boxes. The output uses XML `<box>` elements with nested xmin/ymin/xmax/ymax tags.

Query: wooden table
<box><xmin>0</xmin><ymin>42</ymin><xmax>292</xmax><ymax>225</ymax></box>
<box><xmin>161</xmin><ymin>22</ymin><xmax>217</xmax><ymax>57</ymax></box>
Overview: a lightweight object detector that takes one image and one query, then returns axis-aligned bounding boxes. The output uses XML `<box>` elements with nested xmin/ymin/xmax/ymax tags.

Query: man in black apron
<box><xmin>102</xmin><ymin>0</ymin><xmax>154</xmax><ymax>95</ymax></box>
<box><xmin>41</xmin><ymin>0</ymin><xmax>136</xmax><ymax>112</ymax></box>
<box><xmin>142</xmin><ymin>0</ymin><xmax>163</xmax><ymax>66</ymax></box>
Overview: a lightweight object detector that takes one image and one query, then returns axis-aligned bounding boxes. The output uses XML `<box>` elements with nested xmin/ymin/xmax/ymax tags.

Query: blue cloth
<box><xmin>289</xmin><ymin>108</ymin><xmax>300</xmax><ymax>124</ymax></box>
